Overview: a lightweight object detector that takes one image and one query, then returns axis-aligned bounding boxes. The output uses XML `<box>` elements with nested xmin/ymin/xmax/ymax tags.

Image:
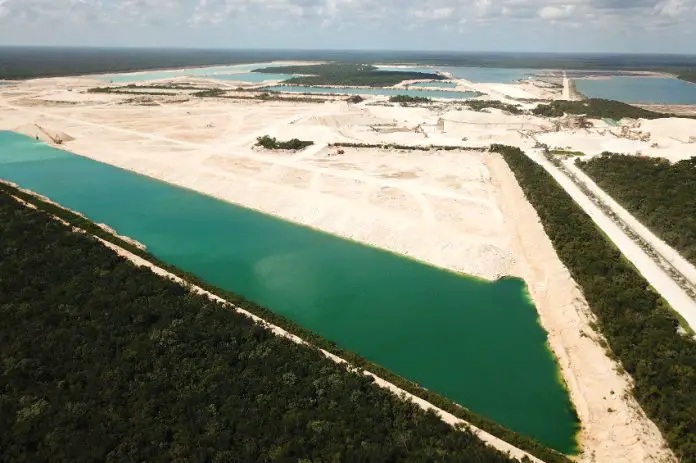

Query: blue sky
<box><xmin>0</xmin><ymin>0</ymin><xmax>694</xmax><ymax>53</ymax></box>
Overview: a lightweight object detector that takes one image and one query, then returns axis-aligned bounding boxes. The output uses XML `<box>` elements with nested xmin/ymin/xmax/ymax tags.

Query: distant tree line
<box><xmin>330</xmin><ymin>142</ymin><xmax>488</xmax><ymax>152</ymax></box>
<box><xmin>256</xmin><ymin>135</ymin><xmax>314</xmax><ymax>150</ymax></box>
<box><xmin>491</xmin><ymin>145</ymin><xmax>696</xmax><ymax>462</ymax></box>
<box><xmin>577</xmin><ymin>154</ymin><xmax>696</xmax><ymax>267</ymax></box>
<box><xmin>0</xmin><ymin>192</ymin><xmax>528</xmax><ymax>462</ymax></box>
<box><xmin>0</xmin><ymin>182</ymin><xmax>572</xmax><ymax>463</ymax></box>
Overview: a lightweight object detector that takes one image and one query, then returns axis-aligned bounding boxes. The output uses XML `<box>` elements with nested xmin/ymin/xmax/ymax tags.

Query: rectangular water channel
<box><xmin>0</xmin><ymin>131</ymin><xmax>578</xmax><ymax>452</ymax></box>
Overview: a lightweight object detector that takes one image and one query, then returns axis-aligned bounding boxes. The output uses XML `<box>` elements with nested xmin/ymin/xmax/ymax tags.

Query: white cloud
<box><xmin>412</xmin><ymin>7</ymin><xmax>455</xmax><ymax>20</ymax></box>
<box><xmin>654</xmin><ymin>0</ymin><xmax>692</xmax><ymax>17</ymax></box>
<box><xmin>538</xmin><ymin>4</ymin><xmax>576</xmax><ymax>20</ymax></box>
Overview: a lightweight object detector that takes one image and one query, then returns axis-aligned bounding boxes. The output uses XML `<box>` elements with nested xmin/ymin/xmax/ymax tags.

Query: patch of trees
<box><xmin>256</xmin><ymin>135</ymin><xmax>314</xmax><ymax>150</ymax></box>
<box><xmin>0</xmin><ymin>182</ymin><xmax>572</xmax><ymax>463</ymax></box>
<box><xmin>253</xmin><ymin>63</ymin><xmax>444</xmax><ymax>87</ymax></box>
<box><xmin>577</xmin><ymin>154</ymin><xmax>696</xmax><ymax>267</ymax></box>
<box><xmin>389</xmin><ymin>94</ymin><xmax>432</xmax><ymax>104</ymax></box>
<box><xmin>677</xmin><ymin>69</ymin><xmax>696</xmax><ymax>84</ymax></box>
<box><xmin>491</xmin><ymin>145</ymin><xmax>696</xmax><ymax>462</ymax></box>
<box><xmin>0</xmin><ymin>192</ymin><xmax>527</xmax><ymax>462</ymax></box>
<box><xmin>532</xmin><ymin>98</ymin><xmax>663</xmax><ymax>120</ymax></box>
<box><xmin>462</xmin><ymin>100</ymin><xmax>523</xmax><ymax>115</ymax></box>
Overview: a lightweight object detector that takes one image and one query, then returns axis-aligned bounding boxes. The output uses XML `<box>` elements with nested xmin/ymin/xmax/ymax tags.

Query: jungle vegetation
<box><xmin>577</xmin><ymin>153</ymin><xmax>696</xmax><ymax>267</ymax></box>
<box><xmin>253</xmin><ymin>63</ymin><xmax>444</xmax><ymax>87</ymax></box>
<box><xmin>0</xmin><ymin>182</ymin><xmax>572</xmax><ymax>463</ymax></box>
<box><xmin>256</xmin><ymin>135</ymin><xmax>314</xmax><ymax>150</ymax></box>
<box><xmin>0</xmin><ymin>192</ymin><xmax>528</xmax><ymax>462</ymax></box>
<box><xmin>491</xmin><ymin>145</ymin><xmax>696</xmax><ymax>462</ymax></box>
<box><xmin>532</xmin><ymin>98</ymin><xmax>664</xmax><ymax>119</ymax></box>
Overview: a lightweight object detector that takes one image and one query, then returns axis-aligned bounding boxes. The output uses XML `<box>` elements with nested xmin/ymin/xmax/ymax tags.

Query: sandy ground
<box><xmin>0</xmin><ymin>76</ymin><xmax>687</xmax><ymax>462</ymax></box>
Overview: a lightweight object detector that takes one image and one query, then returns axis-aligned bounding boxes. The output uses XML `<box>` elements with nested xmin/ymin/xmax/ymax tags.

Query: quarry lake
<box><xmin>575</xmin><ymin>76</ymin><xmax>696</xmax><ymax>104</ymax></box>
<box><xmin>0</xmin><ymin>131</ymin><xmax>579</xmax><ymax>452</ymax></box>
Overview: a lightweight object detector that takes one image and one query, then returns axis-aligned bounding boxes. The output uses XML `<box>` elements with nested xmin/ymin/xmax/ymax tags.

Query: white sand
<box><xmin>1</xmin><ymin>77</ymin><xmax>686</xmax><ymax>462</ymax></box>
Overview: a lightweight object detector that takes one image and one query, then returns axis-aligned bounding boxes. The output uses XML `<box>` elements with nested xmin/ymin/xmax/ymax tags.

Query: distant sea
<box><xmin>1</xmin><ymin>47</ymin><xmax>696</xmax><ymax>80</ymax></box>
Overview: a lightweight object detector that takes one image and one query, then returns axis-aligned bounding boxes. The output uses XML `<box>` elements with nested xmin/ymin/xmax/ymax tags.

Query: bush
<box><xmin>347</xmin><ymin>95</ymin><xmax>365</xmax><ymax>104</ymax></box>
<box><xmin>389</xmin><ymin>94</ymin><xmax>431</xmax><ymax>104</ymax></box>
<box><xmin>256</xmin><ymin>135</ymin><xmax>314</xmax><ymax>150</ymax></box>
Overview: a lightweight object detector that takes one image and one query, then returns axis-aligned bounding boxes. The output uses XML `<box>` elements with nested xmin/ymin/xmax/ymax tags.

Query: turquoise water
<box><xmin>409</xmin><ymin>81</ymin><xmax>457</xmax><ymax>88</ymax></box>
<box><xmin>575</xmin><ymin>76</ymin><xmax>696</xmax><ymax>104</ymax></box>
<box><xmin>262</xmin><ymin>85</ymin><xmax>481</xmax><ymax>99</ymax></box>
<box><xmin>0</xmin><ymin>131</ymin><xmax>578</xmax><ymax>453</ymax></box>
<box><xmin>444</xmin><ymin>67</ymin><xmax>536</xmax><ymax>83</ymax></box>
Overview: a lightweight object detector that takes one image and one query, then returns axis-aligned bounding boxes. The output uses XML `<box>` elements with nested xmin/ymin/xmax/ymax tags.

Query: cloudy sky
<box><xmin>0</xmin><ymin>0</ymin><xmax>694</xmax><ymax>53</ymax></box>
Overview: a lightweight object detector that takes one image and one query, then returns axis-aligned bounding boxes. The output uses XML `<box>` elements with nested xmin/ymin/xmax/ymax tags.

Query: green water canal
<box><xmin>0</xmin><ymin>131</ymin><xmax>578</xmax><ymax>452</ymax></box>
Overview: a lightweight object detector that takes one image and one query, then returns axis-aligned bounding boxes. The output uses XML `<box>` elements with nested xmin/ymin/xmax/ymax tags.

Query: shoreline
<box><xmin>15</xmin><ymin>135</ymin><xmax>512</xmax><ymax>284</ymax></box>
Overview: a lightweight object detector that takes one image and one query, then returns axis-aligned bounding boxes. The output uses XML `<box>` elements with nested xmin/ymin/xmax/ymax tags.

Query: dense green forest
<box><xmin>254</xmin><ymin>63</ymin><xmax>444</xmax><ymax>87</ymax></box>
<box><xmin>0</xmin><ymin>192</ymin><xmax>527</xmax><ymax>462</ymax></box>
<box><xmin>532</xmin><ymin>99</ymin><xmax>664</xmax><ymax>119</ymax></box>
<box><xmin>0</xmin><ymin>182</ymin><xmax>572</xmax><ymax>463</ymax></box>
<box><xmin>577</xmin><ymin>154</ymin><xmax>696</xmax><ymax>267</ymax></box>
<box><xmin>491</xmin><ymin>145</ymin><xmax>696</xmax><ymax>462</ymax></box>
